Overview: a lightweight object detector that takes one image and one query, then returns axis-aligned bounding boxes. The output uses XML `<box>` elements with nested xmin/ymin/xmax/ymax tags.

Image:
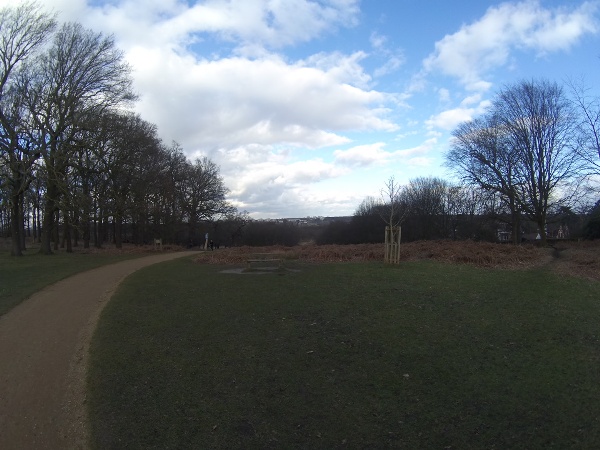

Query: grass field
<box><xmin>88</xmin><ymin>257</ymin><xmax>600</xmax><ymax>449</ymax></box>
<box><xmin>0</xmin><ymin>247</ymin><xmax>145</xmax><ymax>316</ymax></box>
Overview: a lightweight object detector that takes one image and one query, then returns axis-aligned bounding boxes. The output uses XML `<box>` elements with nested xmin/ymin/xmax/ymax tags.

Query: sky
<box><xmin>3</xmin><ymin>0</ymin><xmax>600</xmax><ymax>218</ymax></box>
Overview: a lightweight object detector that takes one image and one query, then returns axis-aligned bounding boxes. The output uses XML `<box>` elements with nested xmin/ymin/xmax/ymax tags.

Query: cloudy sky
<box><xmin>3</xmin><ymin>0</ymin><xmax>599</xmax><ymax>218</ymax></box>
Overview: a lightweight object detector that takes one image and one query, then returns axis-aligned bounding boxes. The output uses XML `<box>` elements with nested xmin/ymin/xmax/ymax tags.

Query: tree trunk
<box><xmin>9</xmin><ymin>189</ymin><xmax>23</xmax><ymax>256</ymax></box>
<box><xmin>93</xmin><ymin>201</ymin><xmax>101</xmax><ymax>248</ymax></box>
<box><xmin>39</xmin><ymin>208</ymin><xmax>53</xmax><ymax>254</ymax></box>
<box><xmin>63</xmin><ymin>210</ymin><xmax>72</xmax><ymax>253</ymax></box>
<box><xmin>18</xmin><ymin>195</ymin><xmax>26</xmax><ymax>251</ymax></box>
<box><xmin>114</xmin><ymin>214</ymin><xmax>123</xmax><ymax>249</ymax></box>
<box><xmin>35</xmin><ymin>197</ymin><xmax>42</xmax><ymax>243</ymax></box>
<box><xmin>53</xmin><ymin>210</ymin><xmax>60</xmax><ymax>251</ymax></box>
<box><xmin>82</xmin><ymin>185</ymin><xmax>90</xmax><ymax>249</ymax></box>
<box><xmin>510</xmin><ymin>207</ymin><xmax>521</xmax><ymax>245</ymax></box>
<box><xmin>40</xmin><ymin>179</ymin><xmax>62</xmax><ymax>254</ymax></box>
<box><xmin>537</xmin><ymin>214</ymin><xmax>548</xmax><ymax>246</ymax></box>
<box><xmin>83</xmin><ymin>213</ymin><xmax>90</xmax><ymax>249</ymax></box>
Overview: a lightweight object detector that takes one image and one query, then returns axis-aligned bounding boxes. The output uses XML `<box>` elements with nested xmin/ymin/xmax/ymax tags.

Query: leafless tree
<box><xmin>379</xmin><ymin>176</ymin><xmax>407</xmax><ymax>228</ymax></box>
<box><xmin>0</xmin><ymin>1</ymin><xmax>56</xmax><ymax>255</ymax></box>
<box><xmin>215</xmin><ymin>210</ymin><xmax>249</xmax><ymax>247</ymax></box>
<box><xmin>0</xmin><ymin>9</ymin><xmax>242</xmax><ymax>253</ymax></box>
<box><xmin>95</xmin><ymin>112</ymin><xmax>161</xmax><ymax>248</ymax></box>
<box><xmin>402</xmin><ymin>176</ymin><xmax>450</xmax><ymax>240</ymax></box>
<box><xmin>496</xmin><ymin>79</ymin><xmax>583</xmax><ymax>244</ymax></box>
<box><xmin>447</xmin><ymin>113</ymin><xmax>523</xmax><ymax>243</ymax></box>
<box><xmin>448</xmin><ymin>79</ymin><xmax>583</xmax><ymax>245</ymax></box>
<box><xmin>568</xmin><ymin>77</ymin><xmax>600</xmax><ymax>178</ymax></box>
<box><xmin>182</xmin><ymin>156</ymin><xmax>232</xmax><ymax>240</ymax></box>
<box><xmin>24</xmin><ymin>22</ymin><xmax>135</xmax><ymax>254</ymax></box>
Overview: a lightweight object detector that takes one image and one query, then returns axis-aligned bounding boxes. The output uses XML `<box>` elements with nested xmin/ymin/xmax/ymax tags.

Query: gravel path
<box><xmin>0</xmin><ymin>251</ymin><xmax>201</xmax><ymax>450</ymax></box>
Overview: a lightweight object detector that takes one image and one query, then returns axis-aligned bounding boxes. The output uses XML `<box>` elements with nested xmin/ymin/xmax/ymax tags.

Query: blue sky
<box><xmin>3</xmin><ymin>0</ymin><xmax>599</xmax><ymax>218</ymax></box>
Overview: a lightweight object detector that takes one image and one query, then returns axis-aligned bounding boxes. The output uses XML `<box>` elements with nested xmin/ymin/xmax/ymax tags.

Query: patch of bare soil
<box><xmin>194</xmin><ymin>240</ymin><xmax>600</xmax><ymax>281</ymax></box>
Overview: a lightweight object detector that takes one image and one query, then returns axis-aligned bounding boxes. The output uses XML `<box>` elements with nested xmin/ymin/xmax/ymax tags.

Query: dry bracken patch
<box><xmin>30</xmin><ymin>238</ymin><xmax>595</xmax><ymax>281</ymax></box>
<box><xmin>192</xmin><ymin>240</ymin><xmax>599</xmax><ymax>281</ymax></box>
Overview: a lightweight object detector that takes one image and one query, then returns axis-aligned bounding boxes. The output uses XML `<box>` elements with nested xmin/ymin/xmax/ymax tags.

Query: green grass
<box><xmin>88</xmin><ymin>260</ymin><xmax>600</xmax><ymax>449</ymax></box>
<box><xmin>0</xmin><ymin>248</ymin><xmax>144</xmax><ymax>316</ymax></box>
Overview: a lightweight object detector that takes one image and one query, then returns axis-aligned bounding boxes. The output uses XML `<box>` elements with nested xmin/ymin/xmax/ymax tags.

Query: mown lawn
<box><xmin>0</xmin><ymin>248</ymin><xmax>144</xmax><ymax>316</ymax></box>
<box><xmin>88</xmin><ymin>259</ymin><xmax>600</xmax><ymax>449</ymax></box>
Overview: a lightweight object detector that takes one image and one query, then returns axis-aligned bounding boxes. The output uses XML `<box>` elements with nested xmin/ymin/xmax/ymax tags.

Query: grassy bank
<box><xmin>88</xmin><ymin>259</ymin><xmax>600</xmax><ymax>449</ymax></box>
<box><xmin>0</xmin><ymin>248</ymin><xmax>144</xmax><ymax>316</ymax></box>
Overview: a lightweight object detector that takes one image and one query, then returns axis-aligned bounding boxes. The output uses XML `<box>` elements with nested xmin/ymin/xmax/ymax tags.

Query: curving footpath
<box><xmin>0</xmin><ymin>251</ymin><xmax>201</xmax><ymax>450</ymax></box>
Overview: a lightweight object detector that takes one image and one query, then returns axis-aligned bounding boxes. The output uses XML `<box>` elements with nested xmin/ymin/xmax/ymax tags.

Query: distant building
<box><xmin>497</xmin><ymin>230</ymin><xmax>511</xmax><ymax>242</ymax></box>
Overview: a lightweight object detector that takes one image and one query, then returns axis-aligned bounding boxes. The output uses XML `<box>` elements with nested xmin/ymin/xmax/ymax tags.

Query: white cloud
<box><xmin>334</xmin><ymin>138</ymin><xmax>437</xmax><ymax>168</ymax></box>
<box><xmin>5</xmin><ymin>0</ymin><xmax>360</xmax><ymax>57</ymax></box>
<box><xmin>334</xmin><ymin>143</ymin><xmax>390</xmax><ymax>167</ymax></box>
<box><xmin>83</xmin><ymin>0</ymin><xmax>361</xmax><ymax>52</ymax></box>
<box><xmin>425</xmin><ymin>100</ymin><xmax>492</xmax><ymax>131</ymax></box>
<box><xmin>396</xmin><ymin>138</ymin><xmax>437</xmax><ymax>159</ymax></box>
<box><xmin>369</xmin><ymin>30</ymin><xmax>405</xmax><ymax>79</ymax></box>
<box><xmin>3</xmin><ymin>0</ymin><xmax>596</xmax><ymax>219</ymax></box>
<box><xmin>129</xmin><ymin>48</ymin><xmax>396</xmax><ymax>152</ymax></box>
<box><xmin>373</xmin><ymin>55</ymin><xmax>404</xmax><ymax>78</ymax></box>
<box><xmin>223</xmin><ymin>153</ymin><xmax>349</xmax><ymax>215</ymax></box>
<box><xmin>423</xmin><ymin>0</ymin><xmax>599</xmax><ymax>90</ymax></box>
<box><xmin>460</xmin><ymin>93</ymin><xmax>482</xmax><ymax>106</ymax></box>
<box><xmin>438</xmin><ymin>88</ymin><xmax>451</xmax><ymax>103</ymax></box>
<box><xmin>300</xmin><ymin>51</ymin><xmax>372</xmax><ymax>88</ymax></box>
<box><xmin>0</xmin><ymin>0</ymin><xmax>398</xmax><ymax>219</ymax></box>
<box><xmin>370</xmin><ymin>31</ymin><xmax>387</xmax><ymax>50</ymax></box>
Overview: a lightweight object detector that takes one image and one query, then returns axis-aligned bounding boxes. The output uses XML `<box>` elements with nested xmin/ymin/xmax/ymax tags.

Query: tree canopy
<box><xmin>446</xmin><ymin>79</ymin><xmax>585</xmax><ymax>245</ymax></box>
<box><xmin>0</xmin><ymin>3</ymin><xmax>236</xmax><ymax>254</ymax></box>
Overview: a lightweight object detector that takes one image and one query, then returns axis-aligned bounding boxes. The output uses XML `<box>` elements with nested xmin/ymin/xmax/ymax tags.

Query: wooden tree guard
<box><xmin>384</xmin><ymin>226</ymin><xmax>401</xmax><ymax>264</ymax></box>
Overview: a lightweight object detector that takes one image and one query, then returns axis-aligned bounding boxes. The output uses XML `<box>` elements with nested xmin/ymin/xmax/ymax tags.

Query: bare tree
<box><xmin>182</xmin><ymin>156</ymin><xmax>232</xmax><ymax>242</ymax></box>
<box><xmin>380</xmin><ymin>176</ymin><xmax>407</xmax><ymax>263</ymax></box>
<box><xmin>569</xmin><ymin>77</ymin><xmax>600</xmax><ymax>177</ymax></box>
<box><xmin>447</xmin><ymin>113</ymin><xmax>523</xmax><ymax>243</ymax></box>
<box><xmin>497</xmin><ymin>79</ymin><xmax>582</xmax><ymax>245</ymax></box>
<box><xmin>24</xmin><ymin>22</ymin><xmax>135</xmax><ymax>254</ymax></box>
<box><xmin>0</xmin><ymin>1</ymin><xmax>56</xmax><ymax>255</ymax></box>
<box><xmin>95</xmin><ymin>112</ymin><xmax>161</xmax><ymax>248</ymax></box>
<box><xmin>448</xmin><ymin>79</ymin><xmax>583</xmax><ymax>245</ymax></box>
<box><xmin>402</xmin><ymin>176</ymin><xmax>450</xmax><ymax>240</ymax></box>
<box><xmin>379</xmin><ymin>176</ymin><xmax>407</xmax><ymax>228</ymax></box>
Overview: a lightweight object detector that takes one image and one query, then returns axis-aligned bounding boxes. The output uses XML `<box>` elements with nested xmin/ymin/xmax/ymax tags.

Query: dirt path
<box><xmin>0</xmin><ymin>251</ymin><xmax>201</xmax><ymax>450</ymax></box>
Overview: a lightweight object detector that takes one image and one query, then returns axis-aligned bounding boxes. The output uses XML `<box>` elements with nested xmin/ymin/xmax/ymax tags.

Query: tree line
<box><xmin>447</xmin><ymin>78</ymin><xmax>599</xmax><ymax>245</ymax></box>
<box><xmin>2</xmin><ymin>4</ymin><xmax>598</xmax><ymax>254</ymax></box>
<box><xmin>213</xmin><ymin>78</ymin><xmax>599</xmax><ymax>249</ymax></box>
<box><xmin>316</xmin><ymin>176</ymin><xmax>595</xmax><ymax>246</ymax></box>
<box><xmin>0</xmin><ymin>2</ymin><xmax>237</xmax><ymax>256</ymax></box>
<box><xmin>320</xmin><ymin>78</ymin><xmax>600</xmax><ymax>246</ymax></box>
